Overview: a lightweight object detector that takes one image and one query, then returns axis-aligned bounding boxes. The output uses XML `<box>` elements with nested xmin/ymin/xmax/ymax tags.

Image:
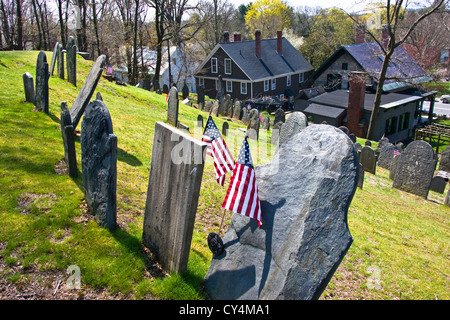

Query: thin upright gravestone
<box><xmin>66</xmin><ymin>36</ymin><xmax>77</xmax><ymax>86</ymax></box>
<box><xmin>22</xmin><ymin>72</ymin><xmax>35</xmax><ymax>103</ymax></box>
<box><xmin>248</xmin><ymin>109</ymin><xmax>260</xmax><ymax>140</ymax></box>
<box><xmin>167</xmin><ymin>86</ymin><xmax>179</xmax><ymax>127</ymax></box>
<box><xmin>360</xmin><ymin>146</ymin><xmax>376</xmax><ymax>175</ymax></box>
<box><xmin>60</xmin><ymin>102</ymin><xmax>78</xmax><ymax>178</ymax></box>
<box><xmin>142</xmin><ymin>121</ymin><xmax>207</xmax><ymax>274</ymax></box>
<box><xmin>49</xmin><ymin>42</ymin><xmax>59</xmax><ymax>76</ymax></box>
<box><xmin>393</xmin><ymin>140</ymin><xmax>437</xmax><ymax>199</ymax></box>
<box><xmin>57</xmin><ymin>43</ymin><xmax>64</xmax><ymax>80</ymax></box>
<box><xmin>377</xmin><ymin>143</ymin><xmax>395</xmax><ymax>170</ymax></box>
<box><xmin>81</xmin><ymin>100</ymin><xmax>117</xmax><ymax>230</ymax></box>
<box><xmin>204</xmin><ymin>124</ymin><xmax>358</xmax><ymax>299</ymax></box>
<box><xmin>35</xmin><ymin>51</ymin><xmax>49</xmax><ymax>114</ymax></box>
<box><xmin>70</xmin><ymin>54</ymin><xmax>106</xmax><ymax>129</ymax></box>
<box><xmin>278</xmin><ymin>112</ymin><xmax>308</xmax><ymax>147</ymax></box>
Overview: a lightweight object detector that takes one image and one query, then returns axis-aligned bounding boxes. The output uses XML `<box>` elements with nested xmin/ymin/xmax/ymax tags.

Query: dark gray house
<box><xmin>194</xmin><ymin>30</ymin><xmax>314</xmax><ymax>104</ymax></box>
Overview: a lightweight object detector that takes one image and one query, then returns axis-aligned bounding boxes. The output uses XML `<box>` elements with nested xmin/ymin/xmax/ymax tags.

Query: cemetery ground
<box><xmin>0</xmin><ymin>51</ymin><xmax>448</xmax><ymax>300</ymax></box>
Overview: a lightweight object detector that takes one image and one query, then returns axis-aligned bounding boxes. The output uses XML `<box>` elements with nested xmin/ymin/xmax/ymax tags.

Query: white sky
<box><xmin>228</xmin><ymin>0</ymin><xmax>371</xmax><ymax>13</ymax></box>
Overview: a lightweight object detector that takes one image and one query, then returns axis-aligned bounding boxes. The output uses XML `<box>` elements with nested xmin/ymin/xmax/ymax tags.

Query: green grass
<box><xmin>0</xmin><ymin>51</ymin><xmax>449</xmax><ymax>300</ymax></box>
<box><xmin>423</xmin><ymin>81</ymin><xmax>450</xmax><ymax>97</ymax></box>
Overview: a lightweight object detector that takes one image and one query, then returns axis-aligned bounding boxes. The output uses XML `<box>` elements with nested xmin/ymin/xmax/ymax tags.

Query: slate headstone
<box><xmin>248</xmin><ymin>109</ymin><xmax>260</xmax><ymax>140</ymax></box>
<box><xmin>271</xmin><ymin>121</ymin><xmax>283</xmax><ymax>145</ymax></box>
<box><xmin>358</xmin><ymin>162</ymin><xmax>364</xmax><ymax>189</ymax></box>
<box><xmin>211</xmin><ymin>100</ymin><xmax>220</xmax><ymax>117</ymax></box>
<box><xmin>232</xmin><ymin>100</ymin><xmax>242</xmax><ymax>120</ymax></box>
<box><xmin>349</xmin><ymin>133</ymin><xmax>357</xmax><ymax>143</ymax></box>
<box><xmin>81</xmin><ymin>100</ymin><xmax>117</xmax><ymax>230</ymax></box>
<box><xmin>377</xmin><ymin>143</ymin><xmax>395</xmax><ymax>170</ymax></box>
<box><xmin>278</xmin><ymin>112</ymin><xmax>308</xmax><ymax>147</ymax></box>
<box><xmin>389</xmin><ymin>154</ymin><xmax>400</xmax><ymax>180</ymax></box>
<box><xmin>262</xmin><ymin>117</ymin><xmax>270</xmax><ymax>130</ymax></box>
<box><xmin>241</xmin><ymin>107</ymin><xmax>249</xmax><ymax>125</ymax></box>
<box><xmin>50</xmin><ymin>42</ymin><xmax>59</xmax><ymax>76</ymax></box>
<box><xmin>162</xmin><ymin>84</ymin><xmax>169</xmax><ymax>94</ymax></box>
<box><xmin>222</xmin><ymin>121</ymin><xmax>229</xmax><ymax>137</ymax></box>
<box><xmin>429</xmin><ymin>176</ymin><xmax>446</xmax><ymax>194</ymax></box>
<box><xmin>66</xmin><ymin>36</ymin><xmax>77</xmax><ymax>86</ymax></box>
<box><xmin>360</xmin><ymin>146</ymin><xmax>376</xmax><ymax>174</ymax></box>
<box><xmin>274</xmin><ymin>107</ymin><xmax>285</xmax><ymax>125</ymax></box>
<box><xmin>70</xmin><ymin>54</ymin><xmax>106</xmax><ymax>129</ymax></box>
<box><xmin>60</xmin><ymin>102</ymin><xmax>78</xmax><ymax>178</ymax></box>
<box><xmin>22</xmin><ymin>72</ymin><xmax>35</xmax><ymax>103</ymax></box>
<box><xmin>364</xmin><ymin>140</ymin><xmax>372</xmax><ymax>147</ymax></box>
<box><xmin>57</xmin><ymin>44</ymin><xmax>64</xmax><ymax>80</ymax></box>
<box><xmin>35</xmin><ymin>51</ymin><xmax>49</xmax><ymax>114</ymax></box>
<box><xmin>438</xmin><ymin>147</ymin><xmax>450</xmax><ymax>173</ymax></box>
<box><xmin>393</xmin><ymin>140</ymin><xmax>437</xmax><ymax>199</ymax></box>
<box><xmin>223</xmin><ymin>94</ymin><xmax>233</xmax><ymax>117</ymax></box>
<box><xmin>204</xmin><ymin>124</ymin><xmax>358</xmax><ymax>300</ymax></box>
<box><xmin>197</xmin><ymin>114</ymin><xmax>203</xmax><ymax>128</ymax></box>
<box><xmin>182</xmin><ymin>82</ymin><xmax>189</xmax><ymax>100</ymax></box>
<box><xmin>338</xmin><ymin>126</ymin><xmax>349</xmax><ymax>135</ymax></box>
<box><xmin>143</xmin><ymin>121</ymin><xmax>207</xmax><ymax>274</ymax></box>
<box><xmin>167</xmin><ymin>86</ymin><xmax>179</xmax><ymax>127</ymax></box>
<box><xmin>197</xmin><ymin>85</ymin><xmax>205</xmax><ymax>110</ymax></box>
<box><xmin>204</xmin><ymin>100</ymin><xmax>213</xmax><ymax>113</ymax></box>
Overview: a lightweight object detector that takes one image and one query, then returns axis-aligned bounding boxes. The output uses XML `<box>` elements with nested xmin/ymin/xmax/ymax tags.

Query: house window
<box><xmin>211</xmin><ymin>58</ymin><xmax>218</xmax><ymax>73</ymax></box>
<box><xmin>385</xmin><ymin>116</ymin><xmax>398</xmax><ymax>135</ymax></box>
<box><xmin>271</xmin><ymin>78</ymin><xmax>276</xmax><ymax>90</ymax></box>
<box><xmin>226</xmin><ymin>80</ymin><xmax>232</xmax><ymax>93</ymax></box>
<box><xmin>264</xmin><ymin>80</ymin><xmax>269</xmax><ymax>92</ymax></box>
<box><xmin>287</xmin><ymin>75</ymin><xmax>291</xmax><ymax>87</ymax></box>
<box><xmin>342</xmin><ymin>63</ymin><xmax>348</xmax><ymax>70</ymax></box>
<box><xmin>198</xmin><ymin>78</ymin><xmax>204</xmax><ymax>87</ymax></box>
<box><xmin>241</xmin><ymin>82</ymin><xmax>247</xmax><ymax>95</ymax></box>
<box><xmin>399</xmin><ymin>112</ymin><xmax>410</xmax><ymax>131</ymax></box>
<box><xmin>225</xmin><ymin>59</ymin><xmax>232</xmax><ymax>75</ymax></box>
<box><xmin>299</xmin><ymin>73</ymin><xmax>304</xmax><ymax>83</ymax></box>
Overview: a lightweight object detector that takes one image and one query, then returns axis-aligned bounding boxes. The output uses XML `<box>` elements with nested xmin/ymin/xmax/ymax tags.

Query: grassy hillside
<box><xmin>0</xmin><ymin>51</ymin><xmax>448</xmax><ymax>300</ymax></box>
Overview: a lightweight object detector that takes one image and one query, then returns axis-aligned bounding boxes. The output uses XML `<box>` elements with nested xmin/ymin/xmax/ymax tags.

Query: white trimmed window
<box><xmin>287</xmin><ymin>75</ymin><xmax>291</xmax><ymax>87</ymax></box>
<box><xmin>241</xmin><ymin>82</ymin><xmax>247</xmax><ymax>95</ymax></box>
<box><xmin>211</xmin><ymin>58</ymin><xmax>218</xmax><ymax>73</ymax></box>
<box><xmin>198</xmin><ymin>78</ymin><xmax>204</xmax><ymax>87</ymax></box>
<box><xmin>225</xmin><ymin>58</ymin><xmax>232</xmax><ymax>75</ymax></box>
<box><xmin>271</xmin><ymin>78</ymin><xmax>276</xmax><ymax>90</ymax></box>
<box><xmin>226</xmin><ymin>80</ymin><xmax>232</xmax><ymax>92</ymax></box>
<box><xmin>299</xmin><ymin>72</ymin><xmax>304</xmax><ymax>83</ymax></box>
<box><xmin>264</xmin><ymin>80</ymin><xmax>269</xmax><ymax>92</ymax></box>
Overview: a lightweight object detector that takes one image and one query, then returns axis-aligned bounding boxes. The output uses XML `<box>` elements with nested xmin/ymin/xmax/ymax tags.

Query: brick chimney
<box><xmin>355</xmin><ymin>25</ymin><xmax>365</xmax><ymax>44</ymax></box>
<box><xmin>277</xmin><ymin>30</ymin><xmax>283</xmax><ymax>55</ymax></box>
<box><xmin>346</xmin><ymin>72</ymin><xmax>367</xmax><ymax>137</ymax></box>
<box><xmin>255</xmin><ymin>30</ymin><xmax>261</xmax><ymax>58</ymax></box>
<box><xmin>233</xmin><ymin>33</ymin><xmax>241</xmax><ymax>42</ymax></box>
<box><xmin>381</xmin><ymin>25</ymin><xmax>389</xmax><ymax>49</ymax></box>
<box><xmin>223</xmin><ymin>31</ymin><xmax>230</xmax><ymax>43</ymax></box>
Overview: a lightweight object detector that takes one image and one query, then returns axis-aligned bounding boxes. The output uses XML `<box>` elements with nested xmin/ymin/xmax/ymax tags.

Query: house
<box><xmin>194</xmin><ymin>30</ymin><xmax>314</xmax><ymax>105</ymax></box>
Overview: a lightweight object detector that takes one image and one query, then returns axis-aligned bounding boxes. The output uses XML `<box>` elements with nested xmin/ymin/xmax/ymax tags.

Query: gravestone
<box><xmin>349</xmin><ymin>133</ymin><xmax>356</xmax><ymax>143</ymax></box>
<box><xmin>378</xmin><ymin>137</ymin><xmax>390</xmax><ymax>149</ymax></box>
<box><xmin>167</xmin><ymin>86</ymin><xmax>179</xmax><ymax>127</ymax></box>
<box><xmin>389</xmin><ymin>154</ymin><xmax>400</xmax><ymax>180</ymax></box>
<box><xmin>429</xmin><ymin>176</ymin><xmax>446</xmax><ymax>194</ymax></box>
<box><xmin>338</xmin><ymin>126</ymin><xmax>349</xmax><ymax>135</ymax></box>
<box><xmin>22</xmin><ymin>72</ymin><xmax>35</xmax><ymax>103</ymax></box>
<box><xmin>35</xmin><ymin>51</ymin><xmax>49</xmax><ymax>114</ymax></box>
<box><xmin>81</xmin><ymin>100</ymin><xmax>117</xmax><ymax>230</ymax></box>
<box><xmin>60</xmin><ymin>102</ymin><xmax>78</xmax><ymax>178</ymax></box>
<box><xmin>271</xmin><ymin>121</ymin><xmax>283</xmax><ymax>145</ymax></box>
<box><xmin>262</xmin><ymin>117</ymin><xmax>270</xmax><ymax>130</ymax></box>
<box><xmin>204</xmin><ymin>100</ymin><xmax>213</xmax><ymax>113</ymax></box>
<box><xmin>274</xmin><ymin>107</ymin><xmax>285</xmax><ymax>125</ymax></box>
<box><xmin>233</xmin><ymin>100</ymin><xmax>242</xmax><ymax>120</ymax></box>
<box><xmin>223</xmin><ymin>94</ymin><xmax>233</xmax><ymax>117</ymax></box>
<box><xmin>358</xmin><ymin>163</ymin><xmax>364</xmax><ymax>189</ymax></box>
<box><xmin>49</xmin><ymin>42</ymin><xmax>59</xmax><ymax>76</ymax></box>
<box><xmin>248</xmin><ymin>109</ymin><xmax>260</xmax><ymax>140</ymax></box>
<box><xmin>360</xmin><ymin>146</ymin><xmax>376</xmax><ymax>174</ymax></box>
<box><xmin>70</xmin><ymin>55</ymin><xmax>106</xmax><ymax>129</ymax></box>
<box><xmin>142</xmin><ymin>78</ymin><xmax>151</xmax><ymax>91</ymax></box>
<box><xmin>222</xmin><ymin>121</ymin><xmax>229</xmax><ymax>137</ymax></box>
<box><xmin>364</xmin><ymin>140</ymin><xmax>372</xmax><ymax>147</ymax></box>
<box><xmin>197</xmin><ymin>114</ymin><xmax>203</xmax><ymax>128</ymax></box>
<box><xmin>242</xmin><ymin>107</ymin><xmax>250</xmax><ymax>125</ymax></box>
<box><xmin>377</xmin><ymin>143</ymin><xmax>395</xmax><ymax>170</ymax></box>
<box><xmin>204</xmin><ymin>124</ymin><xmax>358</xmax><ymax>300</ymax></box>
<box><xmin>216</xmin><ymin>75</ymin><xmax>225</xmax><ymax>110</ymax></box>
<box><xmin>162</xmin><ymin>84</ymin><xmax>169</xmax><ymax>94</ymax></box>
<box><xmin>182</xmin><ymin>82</ymin><xmax>189</xmax><ymax>100</ymax></box>
<box><xmin>392</xmin><ymin>140</ymin><xmax>437</xmax><ymax>199</ymax></box>
<box><xmin>211</xmin><ymin>100</ymin><xmax>220</xmax><ymax>117</ymax></box>
<box><xmin>143</xmin><ymin>121</ymin><xmax>207</xmax><ymax>274</ymax></box>
<box><xmin>354</xmin><ymin>142</ymin><xmax>362</xmax><ymax>156</ymax></box>
<box><xmin>66</xmin><ymin>36</ymin><xmax>77</xmax><ymax>86</ymax></box>
<box><xmin>197</xmin><ymin>85</ymin><xmax>205</xmax><ymax>110</ymax></box>
<box><xmin>278</xmin><ymin>112</ymin><xmax>308</xmax><ymax>147</ymax></box>
<box><xmin>57</xmin><ymin>44</ymin><xmax>64</xmax><ymax>80</ymax></box>
<box><xmin>438</xmin><ymin>147</ymin><xmax>450</xmax><ymax>172</ymax></box>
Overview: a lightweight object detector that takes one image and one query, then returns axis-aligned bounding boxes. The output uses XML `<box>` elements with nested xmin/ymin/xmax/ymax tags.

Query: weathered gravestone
<box><xmin>389</xmin><ymin>154</ymin><xmax>400</xmax><ymax>180</ymax></box>
<box><xmin>438</xmin><ymin>147</ymin><xmax>450</xmax><ymax>172</ymax></box>
<box><xmin>60</xmin><ymin>102</ymin><xmax>78</xmax><ymax>178</ymax></box>
<box><xmin>162</xmin><ymin>84</ymin><xmax>169</xmax><ymax>94</ymax></box>
<box><xmin>223</xmin><ymin>94</ymin><xmax>233</xmax><ymax>118</ymax></box>
<box><xmin>66</xmin><ymin>36</ymin><xmax>77</xmax><ymax>86</ymax></box>
<box><xmin>197</xmin><ymin>114</ymin><xmax>203</xmax><ymax>128</ymax></box>
<box><xmin>70</xmin><ymin>55</ymin><xmax>106</xmax><ymax>129</ymax></box>
<box><xmin>248</xmin><ymin>109</ymin><xmax>260</xmax><ymax>140</ymax></box>
<box><xmin>142</xmin><ymin>121</ymin><xmax>207</xmax><ymax>274</ymax></box>
<box><xmin>349</xmin><ymin>133</ymin><xmax>357</xmax><ymax>143</ymax></box>
<box><xmin>222</xmin><ymin>121</ymin><xmax>229</xmax><ymax>137</ymax></box>
<box><xmin>271</xmin><ymin>121</ymin><xmax>283</xmax><ymax>146</ymax></box>
<box><xmin>274</xmin><ymin>107</ymin><xmax>285</xmax><ymax>125</ymax></box>
<box><xmin>22</xmin><ymin>72</ymin><xmax>35</xmax><ymax>103</ymax></box>
<box><xmin>278</xmin><ymin>112</ymin><xmax>308</xmax><ymax>147</ymax></box>
<box><xmin>232</xmin><ymin>100</ymin><xmax>242</xmax><ymax>120</ymax></box>
<box><xmin>364</xmin><ymin>140</ymin><xmax>372</xmax><ymax>147</ymax></box>
<box><xmin>204</xmin><ymin>124</ymin><xmax>358</xmax><ymax>300</ymax></box>
<box><xmin>241</xmin><ymin>107</ymin><xmax>249</xmax><ymax>125</ymax></box>
<box><xmin>429</xmin><ymin>175</ymin><xmax>446</xmax><ymax>194</ymax></box>
<box><xmin>377</xmin><ymin>143</ymin><xmax>395</xmax><ymax>170</ymax></box>
<box><xmin>197</xmin><ymin>85</ymin><xmax>205</xmax><ymax>110</ymax></box>
<box><xmin>49</xmin><ymin>42</ymin><xmax>59</xmax><ymax>76</ymax></box>
<box><xmin>392</xmin><ymin>140</ymin><xmax>437</xmax><ymax>199</ymax></box>
<box><xmin>204</xmin><ymin>100</ymin><xmax>213</xmax><ymax>113</ymax></box>
<box><xmin>211</xmin><ymin>100</ymin><xmax>220</xmax><ymax>117</ymax></box>
<box><xmin>81</xmin><ymin>100</ymin><xmax>117</xmax><ymax>230</ymax></box>
<box><xmin>57</xmin><ymin>43</ymin><xmax>64</xmax><ymax>80</ymax></box>
<box><xmin>360</xmin><ymin>146</ymin><xmax>376</xmax><ymax>175</ymax></box>
<box><xmin>35</xmin><ymin>51</ymin><xmax>49</xmax><ymax>114</ymax></box>
<box><xmin>182</xmin><ymin>82</ymin><xmax>189</xmax><ymax>100</ymax></box>
<box><xmin>167</xmin><ymin>86</ymin><xmax>179</xmax><ymax>127</ymax></box>
<box><xmin>262</xmin><ymin>117</ymin><xmax>270</xmax><ymax>130</ymax></box>
<box><xmin>358</xmin><ymin>163</ymin><xmax>364</xmax><ymax>189</ymax></box>
<box><xmin>216</xmin><ymin>75</ymin><xmax>225</xmax><ymax>111</ymax></box>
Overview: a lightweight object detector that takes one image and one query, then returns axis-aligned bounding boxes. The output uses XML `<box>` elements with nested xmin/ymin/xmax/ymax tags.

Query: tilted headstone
<box><xmin>143</xmin><ymin>121</ymin><xmax>207</xmax><ymax>274</ymax></box>
<box><xmin>393</xmin><ymin>140</ymin><xmax>437</xmax><ymax>199</ymax></box>
<box><xmin>429</xmin><ymin>176</ymin><xmax>446</xmax><ymax>194</ymax></box>
<box><xmin>57</xmin><ymin>44</ymin><xmax>64</xmax><ymax>80</ymax></box>
<box><xmin>438</xmin><ymin>147</ymin><xmax>450</xmax><ymax>172</ymax></box>
<box><xmin>232</xmin><ymin>100</ymin><xmax>242</xmax><ymax>120</ymax></box>
<box><xmin>360</xmin><ymin>146</ymin><xmax>376</xmax><ymax>174</ymax></box>
<box><xmin>66</xmin><ymin>36</ymin><xmax>77</xmax><ymax>86</ymax></box>
<box><xmin>204</xmin><ymin>124</ymin><xmax>358</xmax><ymax>300</ymax></box>
<box><xmin>81</xmin><ymin>100</ymin><xmax>117</xmax><ymax>230</ymax></box>
<box><xmin>278</xmin><ymin>112</ymin><xmax>308</xmax><ymax>147</ymax></box>
<box><xmin>70</xmin><ymin>54</ymin><xmax>106</xmax><ymax>129</ymax></box>
<box><xmin>445</xmin><ymin>188</ymin><xmax>450</xmax><ymax>207</ymax></box>
<box><xmin>22</xmin><ymin>72</ymin><xmax>35</xmax><ymax>103</ymax></box>
<box><xmin>377</xmin><ymin>143</ymin><xmax>395</xmax><ymax>170</ymax></box>
<box><xmin>60</xmin><ymin>102</ymin><xmax>78</xmax><ymax>178</ymax></box>
<box><xmin>35</xmin><ymin>51</ymin><xmax>49</xmax><ymax>114</ymax></box>
<box><xmin>182</xmin><ymin>83</ymin><xmax>189</xmax><ymax>100</ymax></box>
<box><xmin>274</xmin><ymin>107</ymin><xmax>285</xmax><ymax>125</ymax></box>
<box><xmin>167</xmin><ymin>86</ymin><xmax>179</xmax><ymax>127</ymax></box>
<box><xmin>49</xmin><ymin>42</ymin><xmax>59</xmax><ymax>76</ymax></box>
<box><xmin>248</xmin><ymin>109</ymin><xmax>260</xmax><ymax>140</ymax></box>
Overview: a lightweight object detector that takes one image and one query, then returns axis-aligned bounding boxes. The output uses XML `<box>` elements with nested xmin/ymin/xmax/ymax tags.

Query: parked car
<box><xmin>441</xmin><ymin>95</ymin><xmax>450</xmax><ymax>103</ymax></box>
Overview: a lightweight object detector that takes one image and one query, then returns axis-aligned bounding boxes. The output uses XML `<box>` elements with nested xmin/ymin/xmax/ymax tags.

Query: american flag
<box><xmin>202</xmin><ymin>116</ymin><xmax>235</xmax><ymax>186</ymax></box>
<box><xmin>106</xmin><ymin>64</ymin><xmax>113</xmax><ymax>74</ymax></box>
<box><xmin>394</xmin><ymin>146</ymin><xmax>400</xmax><ymax>157</ymax></box>
<box><xmin>222</xmin><ymin>136</ymin><xmax>262</xmax><ymax>226</ymax></box>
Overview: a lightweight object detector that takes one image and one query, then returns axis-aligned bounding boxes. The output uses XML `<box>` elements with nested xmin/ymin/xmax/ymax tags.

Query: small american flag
<box><xmin>202</xmin><ymin>116</ymin><xmax>235</xmax><ymax>186</ymax></box>
<box><xmin>258</xmin><ymin>110</ymin><xmax>264</xmax><ymax>123</ymax></box>
<box><xmin>106</xmin><ymin>64</ymin><xmax>113</xmax><ymax>74</ymax></box>
<box><xmin>394</xmin><ymin>146</ymin><xmax>400</xmax><ymax>157</ymax></box>
<box><xmin>222</xmin><ymin>136</ymin><xmax>262</xmax><ymax>226</ymax></box>
<box><xmin>166</xmin><ymin>90</ymin><xmax>170</xmax><ymax>103</ymax></box>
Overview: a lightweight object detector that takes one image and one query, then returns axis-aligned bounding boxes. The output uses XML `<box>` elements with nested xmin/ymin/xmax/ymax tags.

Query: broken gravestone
<box><xmin>35</xmin><ymin>51</ymin><xmax>49</xmax><ymax>114</ymax></box>
<box><xmin>49</xmin><ymin>42</ymin><xmax>59</xmax><ymax>76</ymax></box>
<box><xmin>204</xmin><ymin>124</ymin><xmax>358</xmax><ymax>300</ymax></box>
<box><xmin>81</xmin><ymin>100</ymin><xmax>117</xmax><ymax>230</ymax></box>
<box><xmin>22</xmin><ymin>72</ymin><xmax>35</xmax><ymax>103</ymax></box>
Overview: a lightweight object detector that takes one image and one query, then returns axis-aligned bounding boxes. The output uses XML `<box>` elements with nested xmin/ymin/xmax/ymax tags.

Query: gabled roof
<box><xmin>195</xmin><ymin>38</ymin><xmax>314</xmax><ymax>81</ymax></box>
<box><xmin>310</xmin><ymin>42</ymin><xmax>431</xmax><ymax>91</ymax></box>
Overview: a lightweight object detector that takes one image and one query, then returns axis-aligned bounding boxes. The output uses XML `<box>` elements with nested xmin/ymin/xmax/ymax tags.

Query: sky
<box><xmin>228</xmin><ymin>0</ymin><xmax>371</xmax><ymax>13</ymax></box>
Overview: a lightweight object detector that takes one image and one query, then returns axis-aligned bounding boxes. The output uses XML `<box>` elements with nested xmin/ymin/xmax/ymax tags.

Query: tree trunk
<box><xmin>131</xmin><ymin>0</ymin><xmax>139</xmax><ymax>85</ymax></box>
<box><xmin>16</xmin><ymin>0</ymin><xmax>23</xmax><ymax>50</ymax></box>
<box><xmin>92</xmin><ymin>0</ymin><xmax>101</xmax><ymax>57</ymax></box>
<box><xmin>57</xmin><ymin>0</ymin><xmax>66</xmax><ymax>48</ymax></box>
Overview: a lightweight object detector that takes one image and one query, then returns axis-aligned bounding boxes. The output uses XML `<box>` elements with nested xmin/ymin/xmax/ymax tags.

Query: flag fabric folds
<box><xmin>222</xmin><ymin>136</ymin><xmax>262</xmax><ymax>226</ymax></box>
<box><xmin>394</xmin><ymin>146</ymin><xmax>400</xmax><ymax>157</ymax></box>
<box><xmin>202</xmin><ymin>116</ymin><xmax>235</xmax><ymax>186</ymax></box>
